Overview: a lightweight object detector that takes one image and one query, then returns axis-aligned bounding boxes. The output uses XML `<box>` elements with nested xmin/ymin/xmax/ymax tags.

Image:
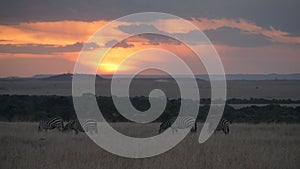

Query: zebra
<box><xmin>208</xmin><ymin>118</ymin><xmax>230</xmax><ymax>134</ymax></box>
<box><xmin>38</xmin><ymin>117</ymin><xmax>64</xmax><ymax>132</ymax></box>
<box><xmin>63</xmin><ymin>119</ymin><xmax>98</xmax><ymax>135</ymax></box>
<box><xmin>63</xmin><ymin>120</ymin><xmax>83</xmax><ymax>134</ymax></box>
<box><xmin>158</xmin><ymin>116</ymin><xmax>197</xmax><ymax>134</ymax></box>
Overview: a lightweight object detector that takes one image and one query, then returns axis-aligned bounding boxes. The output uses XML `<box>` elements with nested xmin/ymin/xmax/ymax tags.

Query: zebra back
<box><xmin>82</xmin><ymin>119</ymin><xmax>98</xmax><ymax>134</ymax></box>
<box><xmin>63</xmin><ymin>119</ymin><xmax>97</xmax><ymax>134</ymax></box>
<box><xmin>63</xmin><ymin>120</ymin><xmax>83</xmax><ymax>134</ymax></box>
<box><xmin>158</xmin><ymin>119</ymin><xmax>173</xmax><ymax>133</ymax></box>
<box><xmin>159</xmin><ymin>116</ymin><xmax>197</xmax><ymax>133</ymax></box>
<box><xmin>209</xmin><ymin>118</ymin><xmax>230</xmax><ymax>134</ymax></box>
<box><xmin>38</xmin><ymin>117</ymin><xmax>64</xmax><ymax>131</ymax></box>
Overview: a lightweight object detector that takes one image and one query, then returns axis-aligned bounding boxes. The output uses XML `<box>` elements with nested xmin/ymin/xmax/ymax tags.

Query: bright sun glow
<box><xmin>99</xmin><ymin>63</ymin><xmax>124</xmax><ymax>74</ymax></box>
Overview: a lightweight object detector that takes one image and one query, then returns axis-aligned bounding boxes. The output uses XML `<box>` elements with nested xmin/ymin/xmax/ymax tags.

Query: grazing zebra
<box><xmin>209</xmin><ymin>118</ymin><xmax>230</xmax><ymax>134</ymax></box>
<box><xmin>63</xmin><ymin>120</ymin><xmax>83</xmax><ymax>134</ymax></box>
<box><xmin>159</xmin><ymin>116</ymin><xmax>197</xmax><ymax>133</ymax></box>
<box><xmin>38</xmin><ymin>117</ymin><xmax>64</xmax><ymax>131</ymax></box>
<box><xmin>63</xmin><ymin>119</ymin><xmax>98</xmax><ymax>135</ymax></box>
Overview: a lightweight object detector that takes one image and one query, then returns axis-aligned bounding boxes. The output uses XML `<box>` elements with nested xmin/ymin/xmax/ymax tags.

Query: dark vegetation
<box><xmin>0</xmin><ymin>95</ymin><xmax>299</xmax><ymax>123</ymax></box>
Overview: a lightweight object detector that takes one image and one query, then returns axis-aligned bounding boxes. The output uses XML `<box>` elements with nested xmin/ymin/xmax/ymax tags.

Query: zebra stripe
<box><xmin>159</xmin><ymin>116</ymin><xmax>197</xmax><ymax>133</ymax></box>
<box><xmin>82</xmin><ymin>119</ymin><xmax>98</xmax><ymax>134</ymax></box>
<box><xmin>38</xmin><ymin>117</ymin><xmax>64</xmax><ymax>131</ymax></box>
<box><xmin>209</xmin><ymin>118</ymin><xmax>230</xmax><ymax>134</ymax></box>
<box><xmin>63</xmin><ymin>120</ymin><xmax>83</xmax><ymax>134</ymax></box>
<box><xmin>63</xmin><ymin>119</ymin><xmax>97</xmax><ymax>135</ymax></box>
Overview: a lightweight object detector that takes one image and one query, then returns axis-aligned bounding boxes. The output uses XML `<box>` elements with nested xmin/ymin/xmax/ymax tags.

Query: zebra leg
<box><xmin>74</xmin><ymin>129</ymin><xmax>79</xmax><ymax>135</ymax></box>
<box><xmin>223</xmin><ymin>126</ymin><xmax>229</xmax><ymax>134</ymax></box>
<box><xmin>56</xmin><ymin>127</ymin><xmax>61</xmax><ymax>131</ymax></box>
<box><xmin>193</xmin><ymin>123</ymin><xmax>197</xmax><ymax>133</ymax></box>
<box><xmin>92</xmin><ymin>128</ymin><xmax>98</xmax><ymax>135</ymax></box>
<box><xmin>225</xmin><ymin>126</ymin><xmax>229</xmax><ymax>134</ymax></box>
<box><xmin>190</xmin><ymin>123</ymin><xmax>197</xmax><ymax>133</ymax></box>
<box><xmin>171</xmin><ymin>128</ymin><xmax>178</xmax><ymax>134</ymax></box>
<box><xmin>60</xmin><ymin>123</ymin><xmax>64</xmax><ymax>131</ymax></box>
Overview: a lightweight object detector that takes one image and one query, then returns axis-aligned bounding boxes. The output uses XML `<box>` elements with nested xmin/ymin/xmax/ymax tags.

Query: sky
<box><xmin>0</xmin><ymin>0</ymin><xmax>299</xmax><ymax>77</ymax></box>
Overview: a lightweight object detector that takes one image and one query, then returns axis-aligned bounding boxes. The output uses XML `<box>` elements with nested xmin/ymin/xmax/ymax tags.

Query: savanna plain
<box><xmin>1</xmin><ymin>122</ymin><xmax>299</xmax><ymax>169</ymax></box>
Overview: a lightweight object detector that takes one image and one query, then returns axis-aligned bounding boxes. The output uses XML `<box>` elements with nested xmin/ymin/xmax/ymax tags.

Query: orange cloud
<box><xmin>0</xmin><ymin>20</ymin><xmax>108</xmax><ymax>45</ymax></box>
<box><xmin>1</xmin><ymin>18</ymin><xmax>300</xmax><ymax>77</ymax></box>
<box><xmin>1</xmin><ymin>18</ymin><xmax>300</xmax><ymax>47</ymax></box>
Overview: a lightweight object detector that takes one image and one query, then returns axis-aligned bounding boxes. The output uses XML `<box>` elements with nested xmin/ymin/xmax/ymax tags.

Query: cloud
<box><xmin>138</xmin><ymin>34</ymin><xmax>181</xmax><ymax>46</ymax></box>
<box><xmin>1</xmin><ymin>18</ymin><xmax>299</xmax><ymax>50</ymax></box>
<box><xmin>117</xmin><ymin>24</ymin><xmax>181</xmax><ymax>45</ymax></box>
<box><xmin>105</xmin><ymin>40</ymin><xmax>134</xmax><ymax>48</ymax></box>
<box><xmin>118</xmin><ymin>24</ymin><xmax>165</xmax><ymax>35</ymax></box>
<box><xmin>117</xmin><ymin>20</ymin><xmax>300</xmax><ymax>47</ymax></box>
<box><xmin>0</xmin><ymin>20</ymin><xmax>108</xmax><ymax>45</ymax></box>
<box><xmin>191</xmin><ymin>18</ymin><xmax>300</xmax><ymax>45</ymax></box>
<box><xmin>83</xmin><ymin>42</ymin><xmax>101</xmax><ymax>50</ymax></box>
<box><xmin>204</xmin><ymin>27</ymin><xmax>272</xmax><ymax>47</ymax></box>
<box><xmin>0</xmin><ymin>42</ymin><xmax>99</xmax><ymax>54</ymax></box>
<box><xmin>0</xmin><ymin>0</ymin><xmax>299</xmax><ymax>35</ymax></box>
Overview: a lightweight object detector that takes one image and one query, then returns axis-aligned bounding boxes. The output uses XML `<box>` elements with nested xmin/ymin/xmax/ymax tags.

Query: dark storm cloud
<box><xmin>141</xmin><ymin>28</ymin><xmax>272</xmax><ymax>47</ymax></box>
<box><xmin>118</xmin><ymin>24</ymin><xmax>165</xmax><ymax>35</ymax></box>
<box><xmin>138</xmin><ymin>34</ymin><xmax>181</xmax><ymax>46</ymax></box>
<box><xmin>204</xmin><ymin>27</ymin><xmax>272</xmax><ymax>47</ymax></box>
<box><xmin>173</xmin><ymin>30</ymin><xmax>209</xmax><ymax>45</ymax></box>
<box><xmin>0</xmin><ymin>0</ymin><xmax>299</xmax><ymax>35</ymax></box>
<box><xmin>118</xmin><ymin>24</ymin><xmax>181</xmax><ymax>45</ymax></box>
<box><xmin>82</xmin><ymin>42</ymin><xmax>100</xmax><ymax>50</ymax></box>
<box><xmin>105</xmin><ymin>40</ymin><xmax>134</xmax><ymax>48</ymax></box>
<box><xmin>0</xmin><ymin>42</ymin><xmax>99</xmax><ymax>54</ymax></box>
<box><xmin>117</xmin><ymin>24</ymin><xmax>271</xmax><ymax>47</ymax></box>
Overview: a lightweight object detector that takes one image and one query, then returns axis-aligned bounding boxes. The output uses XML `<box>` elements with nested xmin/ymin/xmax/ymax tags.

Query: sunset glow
<box><xmin>1</xmin><ymin>15</ymin><xmax>300</xmax><ymax>77</ymax></box>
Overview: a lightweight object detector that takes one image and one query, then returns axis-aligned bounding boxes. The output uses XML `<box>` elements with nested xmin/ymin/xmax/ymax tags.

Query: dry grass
<box><xmin>0</xmin><ymin>122</ymin><xmax>299</xmax><ymax>169</ymax></box>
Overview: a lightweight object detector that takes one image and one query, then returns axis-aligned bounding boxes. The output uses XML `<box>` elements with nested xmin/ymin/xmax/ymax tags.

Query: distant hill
<box><xmin>32</xmin><ymin>74</ymin><xmax>54</xmax><ymax>79</ymax></box>
<box><xmin>195</xmin><ymin>74</ymin><xmax>300</xmax><ymax>80</ymax></box>
<box><xmin>98</xmin><ymin>73</ymin><xmax>300</xmax><ymax>80</ymax></box>
<box><xmin>99</xmin><ymin>74</ymin><xmax>300</xmax><ymax>80</ymax></box>
<box><xmin>41</xmin><ymin>73</ymin><xmax>104</xmax><ymax>81</ymax></box>
<box><xmin>1</xmin><ymin>73</ymin><xmax>300</xmax><ymax>81</ymax></box>
<box><xmin>225</xmin><ymin>74</ymin><xmax>300</xmax><ymax>80</ymax></box>
<box><xmin>41</xmin><ymin>73</ymin><xmax>73</xmax><ymax>81</ymax></box>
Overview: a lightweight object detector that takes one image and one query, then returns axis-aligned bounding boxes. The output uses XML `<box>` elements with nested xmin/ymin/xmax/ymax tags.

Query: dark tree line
<box><xmin>226</xmin><ymin>98</ymin><xmax>300</xmax><ymax>104</ymax></box>
<box><xmin>0</xmin><ymin>95</ymin><xmax>299</xmax><ymax>123</ymax></box>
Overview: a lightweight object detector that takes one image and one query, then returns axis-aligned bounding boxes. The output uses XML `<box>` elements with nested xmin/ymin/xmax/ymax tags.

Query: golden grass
<box><xmin>0</xmin><ymin>122</ymin><xmax>299</xmax><ymax>169</ymax></box>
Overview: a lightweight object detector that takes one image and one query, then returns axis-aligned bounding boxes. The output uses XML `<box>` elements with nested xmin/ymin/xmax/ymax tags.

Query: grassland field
<box><xmin>1</xmin><ymin>122</ymin><xmax>299</xmax><ymax>169</ymax></box>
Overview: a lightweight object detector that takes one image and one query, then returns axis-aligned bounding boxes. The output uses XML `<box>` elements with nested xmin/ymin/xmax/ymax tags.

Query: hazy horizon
<box><xmin>3</xmin><ymin>72</ymin><xmax>300</xmax><ymax>81</ymax></box>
